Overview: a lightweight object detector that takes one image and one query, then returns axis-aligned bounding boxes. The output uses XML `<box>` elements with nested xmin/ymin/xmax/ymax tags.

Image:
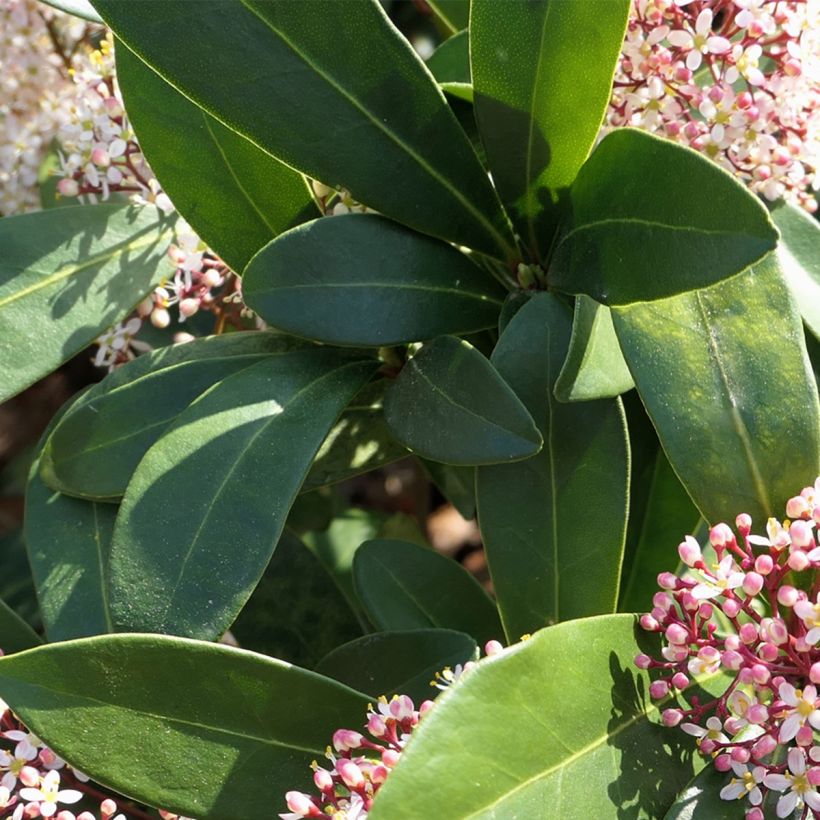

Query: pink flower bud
<box><xmin>722</xmin><ymin>650</ymin><xmax>743</xmax><ymax>670</ymax></box>
<box><xmin>714</xmin><ymin>753</ymin><xmax>732</xmax><ymax>771</ymax></box>
<box><xmin>634</xmin><ymin>654</ymin><xmax>652</xmax><ymax>670</ymax></box>
<box><xmin>742</xmin><ymin>572</ymin><xmax>764</xmax><ymax>596</ymax></box>
<box><xmin>367</xmin><ymin>713</ymin><xmax>387</xmax><ymax>737</ymax></box>
<box><xmin>78</xmin><ymin>813</ymin><xmax>96</xmax><ymax>820</ymax></box>
<box><xmin>758</xmin><ymin>642</ymin><xmax>779</xmax><ymax>662</ymax></box>
<box><xmin>791</xmin><ymin>520</ymin><xmax>815</xmax><ymax>549</ymax></box>
<box><xmin>25</xmin><ymin>805</ymin><xmax>41</xmax><ymax>819</ymax></box>
<box><xmin>747</xmin><ymin>704</ymin><xmax>768</xmax><ymax>724</ymax></box>
<box><xmin>738</xmin><ymin>668</ymin><xmax>755</xmax><ymax>686</ymax></box>
<box><xmin>736</xmin><ymin>513</ymin><xmax>752</xmax><ymax>535</ymax></box>
<box><xmin>179</xmin><ymin>297</ymin><xmax>200</xmax><ymax>318</ymax></box>
<box><xmin>151</xmin><ymin>307</ymin><xmax>171</xmax><ymax>329</ymax></box>
<box><xmin>665</xmin><ymin>623</ymin><xmax>688</xmax><ymax>645</ymax></box>
<box><xmin>739</xmin><ymin>622</ymin><xmax>758</xmax><ymax>644</ymax></box>
<box><xmin>731</xmin><ymin>746</ymin><xmax>750</xmax><ymax>763</ymax></box>
<box><xmin>798</xmin><ymin>725</ymin><xmax>814</xmax><ymax>746</ymax></box>
<box><xmin>332</xmin><ymin>729</ymin><xmax>363</xmax><ymax>752</ymax></box>
<box><xmin>640</xmin><ymin>614</ymin><xmax>659</xmax><ymax>631</ymax></box>
<box><xmin>57</xmin><ymin>178</ymin><xmax>79</xmax><ymax>197</ymax></box>
<box><xmin>20</xmin><ymin>766</ymin><xmax>39</xmax><ymax>787</ymax></box>
<box><xmin>671</xmin><ymin>672</ymin><xmax>689</xmax><ymax>689</ymax></box>
<box><xmin>657</xmin><ymin>572</ymin><xmax>678</xmax><ymax>590</ymax></box>
<box><xmin>722</xmin><ymin>598</ymin><xmax>741</xmax><ymax>618</ymax></box>
<box><xmin>662</xmin><ymin>708</ymin><xmax>683</xmax><ymax>727</ymax></box>
<box><xmin>788</xmin><ymin>549</ymin><xmax>810</xmax><ymax>572</ymax></box>
<box><xmin>809</xmin><ymin>767</ymin><xmax>820</xmax><ymax>786</ymax></box>
<box><xmin>700</xmin><ymin>738</ymin><xmax>717</xmax><ymax>755</ymax></box>
<box><xmin>203</xmin><ymin>269</ymin><xmax>223</xmax><ymax>289</ymax></box>
<box><xmin>678</xmin><ymin>536</ymin><xmax>702</xmax><ymax>567</ymax></box>
<box><xmin>382</xmin><ymin>749</ymin><xmax>401</xmax><ymax>767</ymax></box>
<box><xmin>754</xmin><ymin>554</ymin><xmax>774</xmax><ymax>574</ymax></box>
<box><xmin>103</xmin><ymin>97</ymin><xmax>123</xmax><ymax>117</ymax></box>
<box><xmin>751</xmin><ymin>664</ymin><xmax>770</xmax><ymax>685</ymax></box>
<box><xmin>710</xmin><ymin>523</ymin><xmax>736</xmax><ymax>550</ymax></box>
<box><xmin>698</xmin><ymin>603</ymin><xmax>713</xmax><ymax>620</ymax></box>
<box><xmin>90</xmin><ymin>147</ymin><xmax>111</xmax><ymax>167</ymax></box>
<box><xmin>746</xmin><ymin>809</ymin><xmax>764</xmax><ymax>820</ymax></box>
<box><xmin>56</xmin><ymin>812</ymin><xmax>76</xmax><ymax>820</ymax></box>
<box><xmin>787</xmin><ymin>495</ymin><xmax>811</xmax><ymax>518</ymax></box>
<box><xmin>285</xmin><ymin>791</ymin><xmax>320</xmax><ymax>817</ymax></box>
<box><xmin>484</xmin><ymin>640</ymin><xmax>504</xmax><ymax>656</ymax></box>
<box><xmin>371</xmin><ymin>764</ymin><xmax>389</xmax><ymax>785</ymax></box>
<box><xmin>777</xmin><ymin>585</ymin><xmax>799</xmax><ymax>606</ymax></box>
<box><xmin>100</xmin><ymin>801</ymin><xmax>118</xmax><ymax>820</ymax></box>
<box><xmin>724</xmin><ymin>634</ymin><xmax>740</xmax><ymax>651</ymax></box>
<box><xmin>653</xmin><ymin>592</ymin><xmax>673</xmax><ymax>611</ymax></box>
<box><xmin>649</xmin><ymin>680</ymin><xmax>669</xmax><ymax>700</ymax></box>
<box><xmin>751</xmin><ymin>734</ymin><xmax>777</xmax><ymax>759</ymax></box>
<box><xmin>336</xmin><ymin>759</ymin><xmax>365</xmax><ymax>790</ymax></box>
<box><xmin>762</xmin><ymin>617</ymin><xmax>788</xmax><ymax>645</ymax></box>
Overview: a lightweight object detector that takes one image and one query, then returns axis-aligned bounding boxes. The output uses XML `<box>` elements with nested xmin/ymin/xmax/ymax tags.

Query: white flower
<box><xmin>681</xmin><ymin>715</ymin><xmax>728</xmax><ymax>744</ymax></box>
<box><xmin>794</xmin><ymin>594</ymin><xmax>820</xmax><ymax>645</ymax></box>
<box><xmin>778</xmin><ymin>683</ymin><xmax>820</xmax><ymax>742</ymax></box>
<box><xmin>0</xmin><ymin>741</ymin><xmax>37</xmax><ymax>791</ymax></box>
<box><xmin>719</xmin><ymin>760</ymin><xmax>765</xmax><ymax>805</ymax></box>
<box><xmin>667</xmin><ymin>9</ymin><xmax>731</xmax><ymax>72</ymax></box>
<box><xmin>18</xmin><ymin>770</ymin><xmax>82</xmax><ymax>818</ymax></box>
<box><xmin>764</xmin><ymin>747</ymin><xmax>820</xmax><ymax>818</ymax></box>
<box><xmin>691</xmin><ymin>555</ymin><xmax>745</xmax><ymax>600</ymax></box>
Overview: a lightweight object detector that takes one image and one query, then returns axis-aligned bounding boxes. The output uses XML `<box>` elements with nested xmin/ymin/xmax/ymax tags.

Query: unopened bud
<box><xmin>57</xmin><ymin>178</ymin><xmax>79</xmax><ymax>197</ymax></box>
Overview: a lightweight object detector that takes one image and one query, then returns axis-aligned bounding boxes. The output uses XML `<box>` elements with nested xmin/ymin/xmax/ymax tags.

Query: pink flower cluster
<box><xmin>607</xmin><ymin>0</ymin><xmax>819</xmax><ymax>213</ymax></box>
<box><xmin>637</xmin><ymin>477</ymin><xmax>820</xmax><ymax>818</ymax></box>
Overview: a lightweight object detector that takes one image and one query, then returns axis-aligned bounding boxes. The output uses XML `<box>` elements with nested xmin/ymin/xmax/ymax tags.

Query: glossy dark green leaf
<box><xmin>613</xmin><ymin>255</ymin><xmax>820</xmax><ymax>525</ymax></box>
<box><xmin>41</xmin><ymin>332</ymin><xmax>306</xmax><ymax>501</ymax></box>
<box><xmin>230</xmin><ymin>531</ymin><xmax>361</xmax><ymax>666</ymax></box>
<box><xmin>243</xmin><ymin>214</ymin><xmax>505</xmax><ymax>346</ymax></box>
<box><xmin>116</xmin><ymin>45</ymin><xmax>316</xmax><ymax>273</ymax></box>
<box><xmin>108</xmin><ymin>352</ymin><xmax>377</xmax><ymax>639</ymax></box>
<box><xmin>26</xmin><ymin>390</ymin><xmax>116</xmax><ymax>641</ymax></box>
<box><xmin>39</xmin><ymin>0</ymin><xmax>101</xmax><ymax>22</ymax></box>
<box><xmin>0</xmin><ymin>635</ymin><xmax>369</xmax><ymax>819</ymax></box>
<box><xmin>315</xmin><ymin>629</ymin><xmax>477</xmax><ymax>702</ymax></box>
<box><xmin>663</xmin><ymin>767</ymin><xmax>746</xmax><ymax>820</ymax></box>
<box><xmin>549</xmin><ymin>130</ymin><xmax>779</xmax><ymax>304</ymax></box>
<box><xmin>0</xmin><ymin>598</ymin><xmax>41</xmax><ymax>655</ymax></box>
<box><xmin>770</xmin><ymin>200</ymin><xmax>820</xmax><ymax>340</ymax></box>
<box><xmin>476</xmin><ymin>294</ymin><xmax>629</xmax><ymax>640</ymax></box>
<box><xmin>384</xmin><ymin>336</ymin><xmax>542</xmax><ymax>465</ymax></box>
<box><xmin>426</xmin><ymin>30</ymin><xmax>469</xmax><ymax>84</ymax></box>
<box><xmin>619</xmin><ymin>449</ymin><xmax>702</xmax><ymax>614</ymax></box>
<box><xmin>92</xmin><ymin>0</ymin><xmax>515</xmax><ymax>258</ymax></box>
<box><xmin>471</xmin><ymin>0</ymin><xmax>630</xmax><ymax>259</ymax></box>
<box><xmin>353</xmin><ymin>540</ymin><xmax>502</xmax><ymax>645</ymax></box>
<box><xmin>554</xmin><ymin>295</ymin><xmax>634</xmax><ymax>402</ymax></box>
<box><xmin>426</xmin><ymin>0</ymin><xmax>469</xmax><ymax>34</ymax></box>
<box><xmin>419</xmin><ymin>459</ymin><xmax>476</xmax><ymax>520</ymax></box>
<box><xmin>303</xmin><ymin>379</ymin><xmax>407</xmax><ymax>491</ymax></box>
<box><xmin>371</xmin><ymin>614</ymin><xmax>709</xmax><ymax>820</ymax></box>
<box><xmin>0</xmin><ymin>531</ymin><xmax>40</xmax><ymax>631</ymax></box>
<box><xmin>0</xmin><ymin>203</ymin><xmax>175</xmax><ymax>403</ymax></box>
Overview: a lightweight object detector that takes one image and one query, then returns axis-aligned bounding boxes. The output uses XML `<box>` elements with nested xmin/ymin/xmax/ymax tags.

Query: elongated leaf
<box><xmin>230</xmin><ymin>531</ymin><xmax>361</xmax><ymax>667</ymax></box>
<box><xmin>476</xmin><ymin>294</ymin><xmax>630</xmax><ymax>640</ymax></box>
<box><xmin>243</xmin><ymin>214</ymin><xmax>505</xmax><ymax>346</ymax></box>
<box><xmin>548</xmin><ymin>130</ymin><xmax>779</xmax><ymax>304</ymax></box>
<box><xmin>419</xmin><ymin>459</ymin><xmax>476</xmax><ymax>520</ymax></box>
<box><xmin>0</xmin><ymin>531</ymin><xmax>40</xmax><ymax>631</ymax></box>
<box><xmin>384</xmin><ymin>336</ymin><xmax>542</xmax><ymax>465</ymax></box>
<box><xmin>613</xmin><ymin>255</ymin><xmax>820</xmax><ymax>525</ymax></box>
<box><xmin>619</xmin><ymin>449</ymin><xmax>702</xmax><ymax>614</ymax></box>
<box><xmin>0</xmin><ymin>203</ymin><xmax>174</xmax><ymax>403</ymax></box>
<box><xmin>0</xmin><ymin>635</ymin><xmax>369</xmax><ymax>819</ymax></box>
<box><xmin>39</xmin><ymin>0</ymin><xmax>101</xmax><ymax>22</ymax></box>
<box><xmin>26</xmin><ymin>390</ymin><xmax>116</xmax><ymax>640</ymax></box>
<box><xmin>315</xmin><ymin>629</ymin><xmax>476</xmax><ymax>702</ymax></box>
<box><xmin>109</xmin><ymin>352</ymin><xmax>377</xmax><ymax>638</ymax></box>
<box><xmin>426</xmin><ymin>0</ymin><xmax>469</xmax><ymax>34</ymax></box>
<box><xmin>371</xmin><ymin>614</ymin><xmax>709</xmax><ymax>820</ymax></box>
<box><xmin>116</xmin><ymin>45</ymin><xmax>316</xmax><ymax>273</ymax></box>
<box><xmin>303</xmin><ymin>380</ymin><xmax>407</xmax><ymax>491</ymax></box>
<box><xmin>353</xmin><ymin>540</ymin><xmax>502</xmax><ymax>645</ymax></box>
<box><xmin>41</xmin><ymin>332</ymin><xmax>306</xmax><ymax>500</ymax></box>
<box><xmin>92</xmin><ymin>0</ymin><xmax>515</xmax><ymax>258</ymax></box>
<box><xmin>770</xmin><ymin>200</ymin><xmax>820</xmax><ymax>340</ymax></box>
<box><xmin>663</xmin><ymin>767</ymin><xmax>746</xmax><ymax>819</ymax></box>
<box><xmin>427</xmin><ymin>30</ymin><xmax>470</xmax><ymax>84</ymax></box>
<box><xmin>471</xmin><ymin>0</ymin><xmax>629</xmax><ymax>259</ymax></box>
<box><xmin>0</xmin><ymin>598</ymin><xmax>41</xmax><ymax>655</ymax></box>
<box><xmin>555</xmin><ymin>295</ymin><xmax>634</xmax><ymax>402</ymax></box>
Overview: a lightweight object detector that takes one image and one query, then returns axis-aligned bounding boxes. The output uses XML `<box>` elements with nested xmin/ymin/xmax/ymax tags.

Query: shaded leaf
<box><xmin>353</xmin><ymin>540</ymin><xmax>502</xmax><ymax>645</ymax></box>
<box><xmin>0</xmin><ymin>531</ymin><xmax>40</xmax><ymax>631</ymax></box>
<box><xmin>0</xmin><ymin>598</ymin><xmax>41</xmax><ymax>655</ymax></box>
<box><xmin>419</xmin><ymin>459</ymin><xmax>476</xmax><ymax>520</ymax></box>
<box><xmin>426</xmin><ymin>30</ymin><xmax>469</xmax><ymax>84</ymax></box>
<box><xmin>476</xmin><ymin>294</ymin><xmax>630</xmax><ymax>640</ymax></box>
<box><xmin>613</xmin><ymin>255</ymin><xmax>820</xmax><ymax>525</ymax></box>
<box><xmin>116</xmin><ymin>44</ymin><xmax>316</xmax><ymax>272</ymax></box>
<box><xmin>663</xmin><ymin>766</ymin><xmax>746</xmax><ymax>819</ymax></box>
<box><xmin>108</xmin><ymin>352</ymin><xmax>377</xmax><ymax>638</ymax></box>
<box><xmin>426</xmin><ymin>0</ymin><xmax>469</xmax><ymax>34</ymax></box>
<box><xmin>315</xmin><ymin>629</ymin><xmax>476</xmax><ymax>702</ymax></box>
<box><xmin>384</xmin><ymin>336</ymin><xmax>542</xmax><ymax>465</ymax></box>
<box><xmin>0</xmin><ymin>203</ymin><xmax>175</xmax><ymax>403</ymax></box>
<box><xmin>549</xmin><ymin>130</ymin><xmax>779</xmax><ymax>304</ymax></box>
<box><xmin>0</xmin><ymin>635</ymin><xmax>369</xmax><ymax>819</ymax></box>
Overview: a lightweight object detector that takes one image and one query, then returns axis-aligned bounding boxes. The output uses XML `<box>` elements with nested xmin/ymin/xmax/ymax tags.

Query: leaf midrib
<box><xmin>250</xmin><ymin>281</ymin><xmax>503</xmax><ymax>305</ymax></box>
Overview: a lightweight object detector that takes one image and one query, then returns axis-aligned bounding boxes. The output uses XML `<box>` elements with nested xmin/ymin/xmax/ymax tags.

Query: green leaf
<box><xmin>419</xmin><ymin>459</ymin><xmax>476</xmax><ymax>520</ymax></box>
<box><xmin>0</xmin><ymin>635</ymin><xmax>369</xmax><ymax>819</ymax></box>
<box><xmin>548</xmin><ymin>129</ymin><xmax>779</xmax><ymax>305</ymax></box>
<box><xmin>0</xmin><ymin>598</ymin><xmax>41</xmax><ymax>655</ymax></box>
<box><xmin>303</xmin><ymin>379</ymin><xmax>408</xmax><ymax>491</ymax></box>
<box><xmin>770</xmin><ymin>200</ymin><xmax>820</xmax><ymax>340</ymax></box>
<box><xmin>0</xmin><ymin>531</ymin><xmax>41</xmax><ymax>632</ymax></box>
<box><xmin>315</xmin><ymin>629</ymin><xmax>477</xmax><ymax>702</ymax></box>
<box><xmin>613</xmin><ymin>255</ymin><xmax>820</xmax><ymax>525</ymax></box>
<box><xmin>384</xmin><ymin>336</ymin><xmax>542</xmax><ymax>465</ymax></box>
<box><xmin>38</xmin><ymin>0</ymin><xmax>101</xmax><ymax>22</ymax></box>
<box><xmin>663</xmin><ymin>767</ymin><xmax>746</xmax><ymax>819</ymax></box>
<box><xmin>0</xmin><ymin>203</ymin><xmax>175</xmax><ymax>403</ymax></box>
<box><xmin>116</xmin><ymin>45</ymin><xmax>316</xmax><ymax>273</ymax></box>
<box><xmin>476</xmin><ymin>294</ymin><xmax>630</xmax><ymax>640</ymax></box>
<box><xmin>426</xmin><ymin>30</ymin><xmax>470</xmax><ymax>84</ymax></box>
<box><xmin>41</xmin><ymin>332</ymin><xmax>307</xmax><ymax>501</ymax></box>
<box><xmin>92</xmin><ymin>0</ymin><xmax>515</xmax><ymax>258</ymax></box>
<box><xmin>370</xmin><ymin>614</ymin><xmax>707</xmax><ymax>820</ymax></box>
<box><xmin>470</xmin><ymin>0</ymin><xmax>630</xmax><ymax>259</ymax></box>
<box><xmin>108</xmin><ymin>352</ymin><xmax>377</xmax><ymax>639</ymax></box>
<box><xmin>554</xmin><ymin>295</ymin><xmax>634</xmax><ymax>402</ymax></box>
<box><xmin>426</xmin><ymin>0</ymin><xmax>469</xmax><ymax>34</ymax></box>
<box><xmin>618</xmin><ymin>449</ymin><xmax>702</xmax><ymax>614</ymax></box>
<box><xmin>243</xmin><ymin>214</ymin><xmax>505</xmax><ymax>346</ymax></box>
<box><xmin>230</xmin><ymin>530</ymin><xmax>361</xmax><ymax>667</ymax></box>
<box><xmin>353</xmin><ymin>540</ymin><xmax>502</xmax><ymax>645</ymax></box>
<box><xmin>26</xmin><ymin>390</ymin><xmax>117</xmax><ymax>640</ymax></box>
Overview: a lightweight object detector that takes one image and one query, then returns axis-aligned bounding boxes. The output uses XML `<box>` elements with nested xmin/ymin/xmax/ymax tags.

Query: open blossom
<box><xmin>637</xmin><ymin>477</ymin><xmax>820</xmax><ymax>817</ymax></box>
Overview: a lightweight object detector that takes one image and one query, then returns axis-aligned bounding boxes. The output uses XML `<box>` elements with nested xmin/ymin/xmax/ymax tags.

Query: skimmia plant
<box><xmin>0</xmin><ymin>0</ymin><xmax>819</xmax><ymax>818</ymax></box>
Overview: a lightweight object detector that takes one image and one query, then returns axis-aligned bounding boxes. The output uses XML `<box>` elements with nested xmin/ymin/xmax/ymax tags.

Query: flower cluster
<box><xmin>607</xmin><ymin>0</ymin><xmax>819</xmax><ymax>212</ymax></box>
<box><xmin>637</xmin><ymin>477</ymin><xmax>820</xmax><ymax>818</ymax></box>
<box><xmin>280</xmin><ymin>640</ymin><xmax>504</xmax><ymax>820</ymax></box>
